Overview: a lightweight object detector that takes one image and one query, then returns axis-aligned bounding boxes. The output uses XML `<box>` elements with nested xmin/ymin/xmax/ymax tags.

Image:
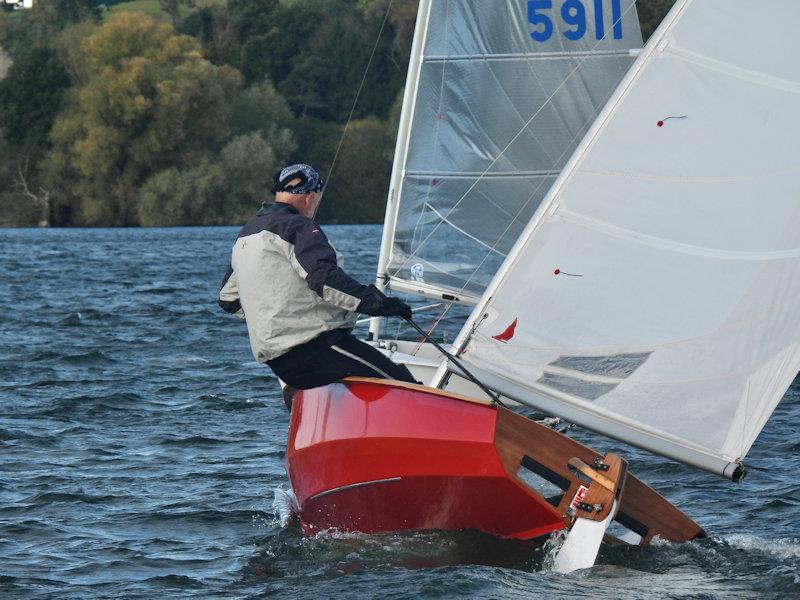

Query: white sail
<box><xmin>377</xmin><ymin>0</ymin><xmax>642</xmax><ymax>304</ymax></box>
<box><xmin>445</xmin><ymin>0</ymin><xmax>800</xmax><ymax>479</ymax></box>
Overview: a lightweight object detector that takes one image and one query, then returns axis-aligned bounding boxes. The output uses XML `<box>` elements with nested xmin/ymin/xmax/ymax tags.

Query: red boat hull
<box><xmin>286</xmin><ymin>379</ymin><xmax>564</xmax><ymax>539</ymax></box>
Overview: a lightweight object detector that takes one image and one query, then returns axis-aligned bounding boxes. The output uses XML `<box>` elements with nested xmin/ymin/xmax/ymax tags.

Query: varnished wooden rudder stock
<box><xmin>494</xmin><ymin>407</ymin><xmax>706</xmax><ymax>544</ymax></box>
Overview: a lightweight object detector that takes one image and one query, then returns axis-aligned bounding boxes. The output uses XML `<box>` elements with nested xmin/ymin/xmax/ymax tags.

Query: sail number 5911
<box><xmin>528</xmin><ymin>0</ymin><xmax>623</xmax><ymax>42</ymax></box>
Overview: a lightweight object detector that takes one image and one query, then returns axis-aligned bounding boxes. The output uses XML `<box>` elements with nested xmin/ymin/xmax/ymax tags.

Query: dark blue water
<box><xmin>1</xmin><ymin>226</ymin><xmax>798</xmax><ymax>599</ymax></box>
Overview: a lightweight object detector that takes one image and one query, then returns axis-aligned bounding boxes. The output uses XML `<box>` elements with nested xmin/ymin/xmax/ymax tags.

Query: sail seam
<box><xmin>665</xmin><ymin>44</ymin><xmax>800</xmax><ymax>95</ymax></box>
<box><xmin>580</xmin><ymin>162</ymin><xmax>800</xmax><ymax>183</ymax></box>
<box><xmin>425</xmin><ymin>50</ymin><xmax>633</xmax><ymax>62</ymax></box>
<box><xmin>556</xmin><ymin>208</ymin><xmax>800</xmax><ymax>260</ymax></box>
<box><xmin>406</xmin><ymin>170</ymin><xmax>561</xmax><ymax>178</ymax></box>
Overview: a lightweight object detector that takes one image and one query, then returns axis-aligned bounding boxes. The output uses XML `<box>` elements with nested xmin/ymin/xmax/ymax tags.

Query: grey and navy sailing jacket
<box><xmin>219</xmin><ymin>202</ymin><xmax>383</xmax><ymax>362</ymax></box>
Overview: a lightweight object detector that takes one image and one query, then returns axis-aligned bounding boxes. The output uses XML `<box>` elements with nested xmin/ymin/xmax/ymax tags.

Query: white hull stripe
<box><xmin>309</xmin><ymin>477</ymin><xmax>402</xmax><ymax>501</ymax></box>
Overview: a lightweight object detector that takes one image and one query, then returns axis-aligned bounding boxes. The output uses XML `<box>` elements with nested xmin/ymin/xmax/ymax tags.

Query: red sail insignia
<box><xmin>492</xmin><ymin>318</ymin><xmax>518</xmax><ymax>343</ymax></box>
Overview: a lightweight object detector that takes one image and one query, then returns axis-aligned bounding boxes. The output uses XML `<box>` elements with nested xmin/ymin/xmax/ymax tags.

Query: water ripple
<box><xmin>0</xmin><ymin>226</ymin><xmax>797</xmax><ymax>598</ymax></box>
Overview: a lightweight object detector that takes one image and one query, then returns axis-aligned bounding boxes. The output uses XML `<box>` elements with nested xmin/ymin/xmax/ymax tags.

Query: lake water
<box><xmin>1</xmin><ymin>226</ymin><xmax>798</xmax><ymax>599</ymax></box>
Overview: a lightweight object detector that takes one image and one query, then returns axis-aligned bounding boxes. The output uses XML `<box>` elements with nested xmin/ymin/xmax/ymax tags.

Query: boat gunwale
<box><xmin>342</xmin><ymin>376</ymin><xmax>494</xmax><ymax>407</ymax></box>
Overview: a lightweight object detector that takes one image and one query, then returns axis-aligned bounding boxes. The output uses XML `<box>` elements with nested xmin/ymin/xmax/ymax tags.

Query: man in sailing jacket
<box><xmin>219</xmin><ymin>163</ymin><xmax>417</xmax><ymax>394</ymax></box>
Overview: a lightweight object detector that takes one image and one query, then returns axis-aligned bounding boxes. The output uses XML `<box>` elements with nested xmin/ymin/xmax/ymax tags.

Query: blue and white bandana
<box><xmin>273</xmin><ymin>164</ymin><xmax>325</xmax><ymax>194</ymax></box>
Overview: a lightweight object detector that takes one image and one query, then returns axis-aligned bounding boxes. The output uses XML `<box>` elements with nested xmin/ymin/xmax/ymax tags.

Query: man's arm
<box><xmin>219</xmin><ymin>266</ymin><xmax>245</xmax><ymax>319</ymax></box>
<box><xmin>289</xmin><ymin>220</ymin><xmax>407</xmax><ymax>317</ymax></box>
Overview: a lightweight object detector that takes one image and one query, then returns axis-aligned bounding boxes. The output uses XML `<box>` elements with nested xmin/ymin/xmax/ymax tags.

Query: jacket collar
<box><xmin>257</xmin><ymin>201</ymin><xmax>300</xmax><ymax>217</ymax></box>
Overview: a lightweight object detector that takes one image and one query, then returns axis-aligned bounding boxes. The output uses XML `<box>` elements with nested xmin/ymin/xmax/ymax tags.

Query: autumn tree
<box><xmin>46</xmin><ymin>12</ymin><xmax>242</xmax><ymax>226</ymax></box>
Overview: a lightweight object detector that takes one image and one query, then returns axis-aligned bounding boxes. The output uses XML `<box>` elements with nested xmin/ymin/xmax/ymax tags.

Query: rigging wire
<box><xmin>323</xmin><ymin>0</ymin><xmax>396</xmax><ymax>191</ymax></box>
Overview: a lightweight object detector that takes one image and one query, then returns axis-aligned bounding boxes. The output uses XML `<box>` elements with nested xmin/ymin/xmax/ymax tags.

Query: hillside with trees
<box><xmin>0</xmin><ymin>0</ymin><xmax>674</xmax><ymax>227</ymax></box>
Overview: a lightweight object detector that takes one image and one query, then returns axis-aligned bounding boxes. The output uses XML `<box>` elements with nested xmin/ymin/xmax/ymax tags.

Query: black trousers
<box><xmin>267</xmin><ymin>328</ymin><xmax>417</xmax><ymax>390</ymax></box>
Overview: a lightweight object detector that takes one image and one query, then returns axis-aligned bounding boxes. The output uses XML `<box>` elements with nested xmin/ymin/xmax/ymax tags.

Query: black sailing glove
<box><xmin>377</xmin><ymin>296</ymin><xmax>413</xmax><ymax>320</ymax></box>
<box><xmin>355</xmin><ymin>284</ymin><xmax>412</xmax><ymax>319</ymax></box>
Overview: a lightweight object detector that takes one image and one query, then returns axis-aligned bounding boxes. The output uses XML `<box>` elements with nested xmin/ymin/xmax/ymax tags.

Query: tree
<box><xmin>138</xmin><ymin>159</ymin><xmax>225</xmax><ymax>227</ymax></box>
<box><xmin>138</xmin><ymin>132</ymin><xmax>293</xmax><ymax>226</ymax></box>
<box><xmin>12</xmin><ymin>153</ymin><xmax>50</xmax><ymax>226</ymax></box>
<box><xmin>0</xmin><ymin>0</ymin><xmax>99</xmax><ymax>58</ymax></box>
<box><xmin>158</xmin><ymin>0</ymin><xmax>196</xmax><ymax>28</ymax></box>
<box><xmin>318</xmin><ymin>116</ymin><xmax>392</xmax><ymax>224</ymax></box>
<box><xmin>46</xmin><ymin>12</ymin><xmax>242</xmax><ymax>225</ymax></box>
<box><xmin>0</xmin><ymin>46</ymin><xmax>70</xmax><ymax>148</ymax></box>
<box><xmin>637</xmin><ymin>0</ymin><xmax>677</xmax><ymax>41</ymax></box>
<box><xmin>219</xmin><ymin>131</ymin><xmax>290</xmax><ymax>213</ymax></box>
<box><xmin>179</xmin><ymin>5</ymin><xmax>243</xmax><ymax>68</ymax></box>
<box><xmin>229</xmin><ymin>80</ymin><xmax>294</xmax><ymax>140</ymax></box>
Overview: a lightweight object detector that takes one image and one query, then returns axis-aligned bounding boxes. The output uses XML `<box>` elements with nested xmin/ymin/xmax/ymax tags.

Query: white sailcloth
<box><xmin>381</xmin><ymin>0</ymin><xmax>642</xmax><ymax>302</ymax></box>
<box><xmin>449</xmin><ymin>0</ymin><xmax>800</xmax><ymax>478</ymax></box>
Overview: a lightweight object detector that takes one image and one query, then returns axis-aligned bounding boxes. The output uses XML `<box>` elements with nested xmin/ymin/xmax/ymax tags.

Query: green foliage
<box><xmin>285</xmin><ymin>114</ymin><xmax>342</xmax><ymax>187</ymax></box>
<box><xmin>138</xmin><ymin>131</ymin><xmax>292</xmax><ymax>226</ymax></box>
<box><xmin>138</xmin><ymin>158</ymin><xmax>224</xmax><ymax>226</ymax></box>
<box><xmin>229</xmin><ymin>80</ymin><xmax>293</xmax><ymax>138</ymax></box>
<box><xmin>46</xmin><ymin>12</ymin><xmax>242</xmax><ymax>225</ymax></box>
<box><xmin>178</xmin><ymin>4</ymin><xmax>242</xmax><ymax>67</ymax></box>
<box><xmin>158</xmin><ymin>0</ymin><xmax>195</xmax><ymax>26</ymax></box>
<box><xmin>0</xmin><ymin>46</ymin><xmax>70</xmax><ymax>147</ymax></box>
<box><xmin>0</xmin><ymin>0</ymin><xmax>679</xmax><ymax>227</ymax></box>
<box><xmin>637</xmin><ymin>0</ymin><xmax>677</xmax><ymax>41</ymax></box>
<box><xmin>318</xmin><ymin>116</ymin><xmax>392</xmax><ymax>224</ymax></box>
<box><xmin>231</xmin><ymin>0</ymin><xmax>408</xmax><ymax>123</ymax></box>
<box><xmin>0</xmin><ymin>0</ymin><xmax>99</xmax><ymax>57</ymax></box>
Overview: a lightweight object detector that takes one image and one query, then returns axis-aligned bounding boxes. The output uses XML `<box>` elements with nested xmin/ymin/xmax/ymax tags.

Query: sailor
<box><xmin>219</xmin><ymin>163</ymin><xmax>417</xmax><ymax>402</ymax></box>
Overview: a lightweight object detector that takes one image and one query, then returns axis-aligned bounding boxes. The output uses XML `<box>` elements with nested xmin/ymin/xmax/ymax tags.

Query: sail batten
<box><xmin>447</xmin><ymin>0</ymin><xmax>800</xmax><ymax>478</ymax></box>
<box><xmin>426</xmin><ymin>49</ymin><xmax>635</xmax><ymax>61</ymax></box>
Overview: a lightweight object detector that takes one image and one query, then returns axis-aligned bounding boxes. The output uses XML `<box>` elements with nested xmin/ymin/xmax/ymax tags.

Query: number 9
<box><xmin>561</xmin><ymin>0</ymin><xmax>587</xmax><ymax>41</ymax></box>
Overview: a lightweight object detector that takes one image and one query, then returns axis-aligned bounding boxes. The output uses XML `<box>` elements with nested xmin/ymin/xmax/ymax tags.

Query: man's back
<box><xmin>219</xmin><ymin>162</ymin><xmax>415</xmax><ymax>391</ymax></box>
<box><xmin>225</xmin><ymin>202</ymin><xmax>356</xmax><ymax>362</ymax></box>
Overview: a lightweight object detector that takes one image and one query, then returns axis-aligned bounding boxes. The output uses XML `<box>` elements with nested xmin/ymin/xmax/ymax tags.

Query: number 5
<box><xmin>528</xmin><ymin>0</ymin><xmax>553</xmax><ymax>42</ymax></box>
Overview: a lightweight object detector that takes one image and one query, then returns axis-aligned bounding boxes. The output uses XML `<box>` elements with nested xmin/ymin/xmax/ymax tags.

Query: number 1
<box><xmin>612</xmin><ymin>0</ymin><xmax>623</xmax><ymax>39</ymax></box>
<box><xmin>593</xmin><ymin>0</ymin><xmax>605</xmax><ymax>39</ymax></box>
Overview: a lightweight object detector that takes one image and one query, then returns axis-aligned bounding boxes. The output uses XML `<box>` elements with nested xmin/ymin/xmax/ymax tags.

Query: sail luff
<box><xmin>370</xmin><ymin>0</ymin><xmax>434</xmax><ymax>340</ymax></box>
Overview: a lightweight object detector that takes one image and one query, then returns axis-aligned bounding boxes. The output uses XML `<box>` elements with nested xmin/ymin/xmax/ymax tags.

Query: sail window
<box><xmin>549</xmin><ymin>352</ymin><xmax>651</xmax><ymax>378</ymax></box>
<box><xmin>536</xmin><ymin>372</ymin><xmax>617</xmax><ymax>401</ymax></box>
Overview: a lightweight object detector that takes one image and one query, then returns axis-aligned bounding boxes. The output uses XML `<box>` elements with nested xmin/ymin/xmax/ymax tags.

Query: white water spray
<box><xmin>271</xmin><ymin>487</ymin><xmax>299</xmax><ymax>527</ymax></box>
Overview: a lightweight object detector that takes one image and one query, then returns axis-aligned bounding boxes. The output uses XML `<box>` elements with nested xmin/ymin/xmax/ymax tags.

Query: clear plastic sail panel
<box><xmin>387</xmin><ymin>0</ymin><xmax>642</xmax><ymax>298</ymax></box>
<box><xmin>457</xmin><ymin>0</ymin><xmax>800</xmax><ymax>476</ymax></box>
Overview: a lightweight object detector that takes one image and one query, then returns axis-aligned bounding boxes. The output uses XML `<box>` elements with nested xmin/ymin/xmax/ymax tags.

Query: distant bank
<box><xmin>0</xmin><ymin>46</ymin><xmax>10</xmax><ymax>78</ymax></box>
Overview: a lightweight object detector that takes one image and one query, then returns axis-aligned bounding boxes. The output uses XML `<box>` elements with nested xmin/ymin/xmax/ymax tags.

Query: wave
<box><xmin>20</xmin><ymin>491</ymin><xmax>126</xmax><ymax>506</ymax></box>
<box><xmin>28</xmin><ymin>349</ymin><xmax>118</xmax><ymax>366</ymax></box>
<box><xmin>723</xmin><ymin>534</ymin><xmax>800</xmax><ymax>560</ymax></box>
<box><xmin>158</xmin><ymin>435</ymin><xmax>239</xmax><ymax>447</ymax></box>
